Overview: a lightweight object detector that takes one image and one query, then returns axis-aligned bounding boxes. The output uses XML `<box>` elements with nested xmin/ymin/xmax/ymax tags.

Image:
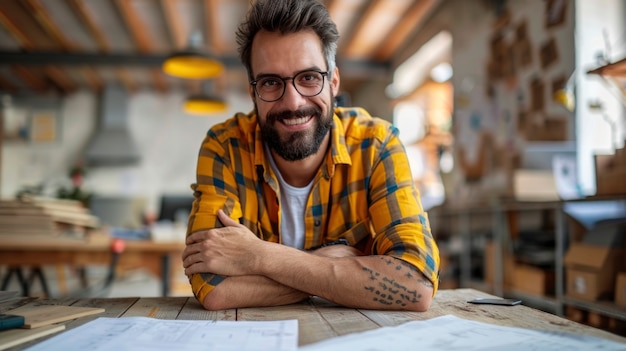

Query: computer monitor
<box><xmin>157</xmin><ymin>195</ymin><xmax>195</xmax><ymax>223</ymax></box>
<box><xmin>89</xmin><ymin>196</ymin><xmax>145</xmax><ymax>228</ymax></box>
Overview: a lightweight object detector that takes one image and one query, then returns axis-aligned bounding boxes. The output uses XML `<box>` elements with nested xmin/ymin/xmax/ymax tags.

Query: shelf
<box><xmin>507</xmin><ymin>289</ymin><xmax>559</xmax><ymax>314</ymax></box>
<box><xmin>461</xmin><ymin>281</ymin><xmax>560</xmax><ymax>314</ymax></box>
<box><xmin>435</xmin><ymin>199</ymin><xmax>626</xmax><ymax>329</ymax></box>
<box><xmin>563</xmin><ymin>296</ymin><xmax>626</xmax><ymax>321</ymax></box>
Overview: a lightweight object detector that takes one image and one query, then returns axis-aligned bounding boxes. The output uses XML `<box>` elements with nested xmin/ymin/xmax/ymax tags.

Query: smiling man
<box><xmin>181</xmin><ymin>0</ymin><xmax>440</xmax><ymax>312</ymax></box>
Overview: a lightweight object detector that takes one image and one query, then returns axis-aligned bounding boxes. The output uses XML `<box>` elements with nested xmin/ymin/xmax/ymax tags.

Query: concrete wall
<box><xmin>1</xmin><ymin>90</ymin><xmax>252</xmax><ymax>215</ymax></box>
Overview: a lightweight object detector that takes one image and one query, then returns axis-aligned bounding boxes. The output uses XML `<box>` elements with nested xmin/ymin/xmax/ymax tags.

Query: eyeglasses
<box><xmin>250</xmin><ymin>70</ymin><xmax>328</xmax><ymax>102</ymax></box>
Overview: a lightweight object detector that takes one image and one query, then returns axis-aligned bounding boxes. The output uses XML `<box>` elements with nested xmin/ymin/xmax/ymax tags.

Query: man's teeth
<box><xmin>282</xmin><ymin>116</ymin><xmax>312</xmax><ymax>125</ymax></box>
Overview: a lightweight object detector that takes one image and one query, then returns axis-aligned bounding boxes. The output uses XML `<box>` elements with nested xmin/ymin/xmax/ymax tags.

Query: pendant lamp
<box><xmin>163</xmin><ymin>31</ymin><xmax>224</xmax><ymax>79</ymax></box>
<box><xmin>183</xmin><ymin>80</ymin><xmax>228</xmax><ymax>115</ymax></box>
<box><xmin>184</xmin><ymin>94</ymin><xmax>228</xmax><ymax>115</ymax></box>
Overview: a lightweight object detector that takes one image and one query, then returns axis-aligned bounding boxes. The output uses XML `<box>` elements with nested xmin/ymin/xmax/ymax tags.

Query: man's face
<box><xmin>249</xmin><ymin>30</ymin><xmax>340</xmax><ymax>161</ymax></box>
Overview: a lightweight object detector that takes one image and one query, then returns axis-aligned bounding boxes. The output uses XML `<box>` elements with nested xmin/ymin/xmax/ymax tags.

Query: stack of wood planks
<box><xmin>0</xmin><ymin>197</ymin><xmax>99</xmax><ymax>237</ymax></box>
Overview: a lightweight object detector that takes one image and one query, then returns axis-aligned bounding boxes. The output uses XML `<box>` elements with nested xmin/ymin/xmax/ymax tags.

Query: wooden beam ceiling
<box><xmin>374</xmin><ymin>0</ymin><xmax>436</xmax><ymax>61</ymax></box>
<box><xmin>115</xmin><ymin>0</ymin><xmax>167</xmax><ymax>93</ymax></box>
<box><xmin>68</xmin><ymin>0</ymin><xmax>137</xmax><ymax>93</ymax></box>
<box><xmin>0</xmin><ymin>0</ymin><xmax>441</xmax><ymax>97</ymax></box>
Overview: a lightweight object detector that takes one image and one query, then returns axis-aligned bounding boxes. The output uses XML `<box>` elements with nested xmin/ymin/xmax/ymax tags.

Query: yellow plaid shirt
<box><xmin>187</xmin><ymin>107</ymin><xmax>440</xmax><ymax>303</ymax></box>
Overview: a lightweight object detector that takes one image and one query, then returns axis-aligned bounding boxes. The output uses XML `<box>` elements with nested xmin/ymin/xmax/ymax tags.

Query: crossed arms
<box><xmin>182</xmin><ymin>210</ymin><xmax>434</xmax><ymax>311</ymax></box>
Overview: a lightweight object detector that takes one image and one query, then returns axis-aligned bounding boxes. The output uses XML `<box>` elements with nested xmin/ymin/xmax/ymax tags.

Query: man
<box><xmin>182</xmin><ymin>0</ymin><xmax>440</xmax><ymax>312</ymax></box>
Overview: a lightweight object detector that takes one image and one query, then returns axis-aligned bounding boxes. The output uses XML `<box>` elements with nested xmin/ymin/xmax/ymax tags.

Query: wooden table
<box><xmin>0</xmin><ymin>235</ymin><xmax>185</xmax><ymax>297</ymax></box>
<box><xmin>1</xmin><ymin>288</ymin><xmax>624</xmax><ymax>350</ymax></box>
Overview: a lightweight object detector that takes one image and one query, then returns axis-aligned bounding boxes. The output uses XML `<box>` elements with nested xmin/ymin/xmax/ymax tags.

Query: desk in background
<box><xmin>0</xmin><ymin>234</ymin><xmax>186</xmax><ymax>297</ymax></box>
<box><xmin>0</xmin><ymin>288</ymin><xmax>624</xmax><ymax>350</ymax></box>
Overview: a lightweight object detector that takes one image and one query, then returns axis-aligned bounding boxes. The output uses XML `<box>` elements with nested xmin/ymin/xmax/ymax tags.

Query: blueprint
<box><xmin>24</xmin><ymin>317</ymin><xmax>298</xmax><ymax>351</ymax></box>
<box><xmin>300</xmin><ymin>314</ymin><xmax>626</xmax><ymax>351</ymax></box>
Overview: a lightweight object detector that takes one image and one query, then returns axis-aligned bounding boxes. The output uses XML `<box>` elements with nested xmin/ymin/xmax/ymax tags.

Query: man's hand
<box><xmin>182</xmin><ymin>210</ymin><xmax>268</xmax><ymax>277</ymax></box>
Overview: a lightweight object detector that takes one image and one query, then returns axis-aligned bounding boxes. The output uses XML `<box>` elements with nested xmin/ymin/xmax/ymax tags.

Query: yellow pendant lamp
<box><xmin>184</xmin><ymin>94</ymin><xmax>228</xmax><ymax>115</ymax></box>
<box><xmin>183</xmin><ymin>79</ymin><xmax>228</xmax><ymax>115</ymax></box>
<box><xmin>163</xmin><ymin>31</ymin><xmax>224</xmax><ymax>79</ymax></box>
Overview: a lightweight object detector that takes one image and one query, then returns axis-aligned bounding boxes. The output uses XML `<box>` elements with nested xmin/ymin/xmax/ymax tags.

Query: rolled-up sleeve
<box><xmin>366</xmin><ymin>128</ymin><xmax>440</xmax><ymax>295</ymax></box>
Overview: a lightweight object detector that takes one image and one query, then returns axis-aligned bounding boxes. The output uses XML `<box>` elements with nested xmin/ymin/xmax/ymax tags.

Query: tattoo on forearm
<box><xmin>362</xmin><ymin>257</ymin><xmax>433</xmax><ymax>307</ymax></box>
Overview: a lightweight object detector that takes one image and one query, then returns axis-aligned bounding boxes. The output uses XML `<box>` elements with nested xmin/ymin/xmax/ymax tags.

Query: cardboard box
<box><xmin>595</xmin><ymin>154</ymin><xmax>626</xmax><ymax>195</ymax></box>
<box><xmin>596</xmin><ymin>169</ymin><xmax>626</xmax><ymax>195</ymax></box>
<box><xmin>615</xmin><ymin>272</ymin><xmax>626</xmax><ymax>307</ymax></box>
<box><xmin>484</xmin><ymin>241</ymin><xmax>515</xmax><ymax>287</ymax></box>
<box><xmin>608</xmin><ymin>317</ymin><xmax>626</xmax><ymax>336</ymax></box>
<box><xmin>564</xmin><ymin>243</ymin><xmax>623</xmax><ymax>301</ymax></box>
<box><xmin>565</xmin><ymin>306</ymin><xmax>587</xmax><ymax>324</ymax></box>
<box><xmin>587</xmin><ymin>311</ymin><xmax>611</xmax><ymax>329</ymax></box>
<box><xmin>565</xmin><ymin>203</ymin><xmax>626</xmax><ymax>245</ymax></box>
<box><xmin>512</xmin><ymin>264</ymin><xmax>555</xmax><ymax>295</ymax></box>
<box><xmin>567</xmin><ymin>217</ymin><xmax>586</xmax><ymax>243</ymax></box>
<box><xmin>513</xmin><ymin>170</ymin><xmax>559</xmax><ymax>201</ymax></box>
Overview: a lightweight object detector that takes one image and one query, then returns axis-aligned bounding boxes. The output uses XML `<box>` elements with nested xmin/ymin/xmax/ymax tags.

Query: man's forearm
<box><xmin>256</xmin><ymin>246</ymin><xmax>434</xmax><ymax>311</ymax></box>
<box><xmin>202</xmin><ymin>275</ymin><xmax>310</xmax><ymax>310</ymax></box>
<box><xmin>199</xmin><ymin>245</ymin><xmax>361</xmax><ymax>311</ymax></box>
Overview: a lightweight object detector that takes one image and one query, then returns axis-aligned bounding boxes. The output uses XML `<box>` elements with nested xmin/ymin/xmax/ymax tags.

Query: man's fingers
<box><xmin>185</xmin><ymin>229</ymin><xmax>215</xmax><ymax>244</ymax></box>
<box><xmin>185</xmin><ymin>210</ymin><xmax>240</xmax><ymax>244</ymax></box>
<box><xmin>217</xmin><ymin>209</ymin><xmax>240</xmax><ymax>227</ymax></box>
<box><xmin>181</xmin><ymin>250</ymin><xmax>197</xmax><ymax>268</ymax></box>
<box><xmin>185</xmin><ymin>231</ymin><xmax>205</xmax><ymax>245</ymax></box>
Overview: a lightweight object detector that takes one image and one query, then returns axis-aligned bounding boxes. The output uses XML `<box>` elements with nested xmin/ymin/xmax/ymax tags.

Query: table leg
<box><xmin>162</xmin><ymin>254</ymin><xmax>170</xmax><ymax>297</ymax></box>
<box><xmin>28</xmin><ymin>267</ymin><xmax>51</xmax><ymax>297</ymax></box>
<box><xmin>1</xmin><ymin>268</ymin><xmax>13</xmax><ymax>291</ymax></box>
<box><xmin>1</xmin><ymin>267</ymin><xmax>29</xmax><ymax>296</ymax></box>
<box><xmin>77</xmin><ymin>266</ymin><xmax>89</xmax><ymax>288</ymax></box>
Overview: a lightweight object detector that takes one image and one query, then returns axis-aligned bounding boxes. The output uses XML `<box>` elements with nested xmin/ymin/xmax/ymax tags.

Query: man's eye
<box><xmin>261</xmin><ymin>78</ymin><xmax>281</xmax><ymax>87</ymax></box>
<box><xmin>297</xmin><ymin>72</ymin><xmax>322</xmax><ymax>85</ymax></box>
<box><xmin>301</xmin><ymin>74</ymin><xmax>316</xmax><ymax>81</ymax></box>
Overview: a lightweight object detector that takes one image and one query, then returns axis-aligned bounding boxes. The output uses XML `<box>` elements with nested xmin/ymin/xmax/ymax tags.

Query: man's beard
<box><xmin>258</xmin><ymin>102</ymin><xmax>333</xmax><ymax>162</ymax></box>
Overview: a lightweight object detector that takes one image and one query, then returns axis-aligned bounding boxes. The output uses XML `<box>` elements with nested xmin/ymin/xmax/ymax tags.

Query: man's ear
<box><xmin>330</xmin><ymin>67</ymin><xmax>340</xmax><ymax>97</ymax></box>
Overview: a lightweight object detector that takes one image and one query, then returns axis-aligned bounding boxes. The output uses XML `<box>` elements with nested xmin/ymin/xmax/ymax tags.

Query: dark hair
<box><xmin>236</xmin><ymin>0</ymin><xmax>339</xmax><ymax>80</ymax></box>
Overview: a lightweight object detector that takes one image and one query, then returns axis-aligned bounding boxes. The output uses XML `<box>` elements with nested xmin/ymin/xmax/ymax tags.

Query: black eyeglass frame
<box><xmin>250</xmin><ymin>70</ymin><xmax>329</xmax><ymax>102</ymax></box>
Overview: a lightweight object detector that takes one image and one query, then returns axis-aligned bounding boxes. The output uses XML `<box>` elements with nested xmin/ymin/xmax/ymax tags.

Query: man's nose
<box><xmin>280</xmin><ymin>81</ymin><xmax>308</xmax><ymax>108</ymax></box>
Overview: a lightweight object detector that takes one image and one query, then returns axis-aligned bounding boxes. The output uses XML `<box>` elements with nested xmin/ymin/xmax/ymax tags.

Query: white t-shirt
<box><xmin>267</xmin><ymin>147</ymin><xmax>312</xmax><ymax>250</ymax></box>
